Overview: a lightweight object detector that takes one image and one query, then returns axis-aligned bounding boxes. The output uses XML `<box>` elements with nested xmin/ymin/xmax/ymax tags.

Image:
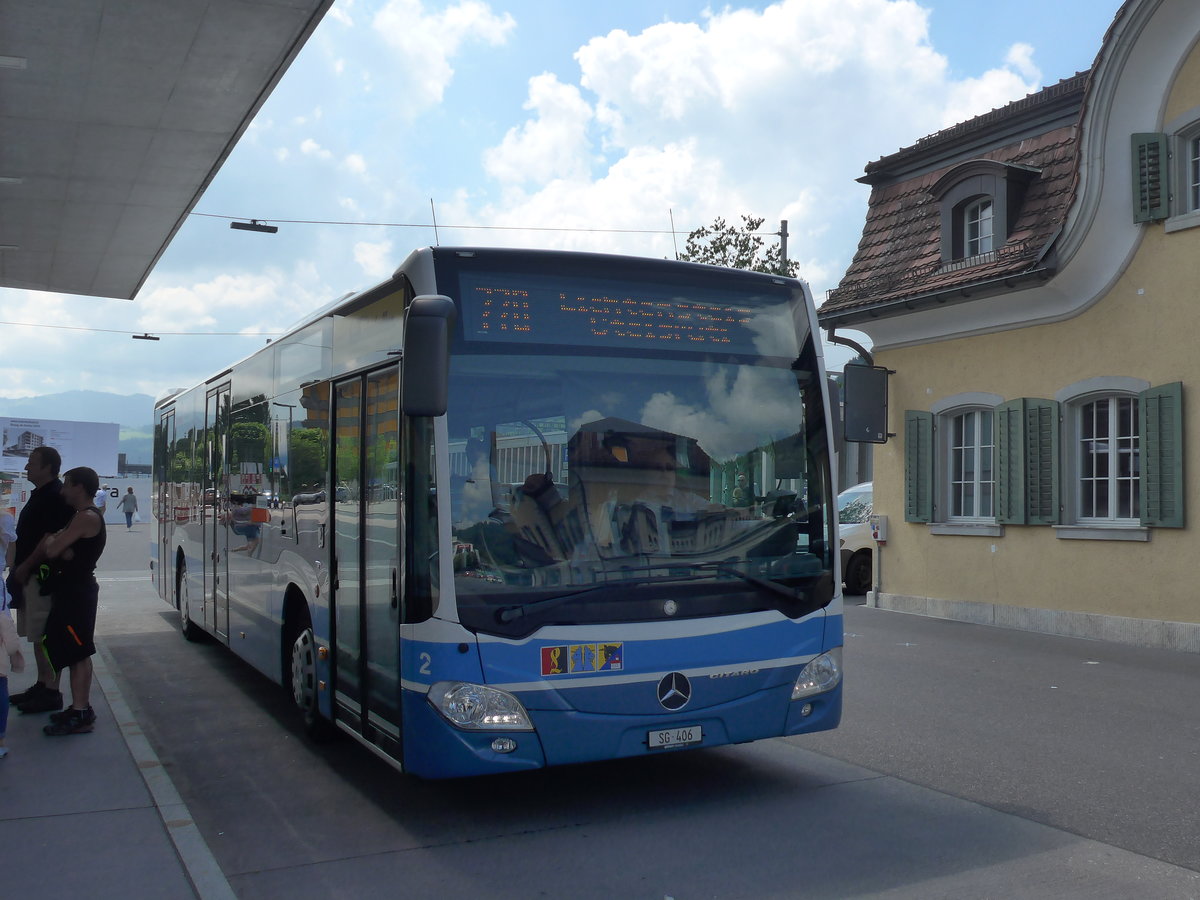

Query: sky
<box><xmin>0</xmin><ymin>0</ymin><xmax>1121</xmax><ymax>403</ymax></box>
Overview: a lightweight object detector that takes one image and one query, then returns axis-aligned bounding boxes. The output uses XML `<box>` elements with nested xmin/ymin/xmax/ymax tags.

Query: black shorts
<box><xmin>41</xmin><ymin>581</ymin><xmax>99</xmax><ymax>671</ymax></box>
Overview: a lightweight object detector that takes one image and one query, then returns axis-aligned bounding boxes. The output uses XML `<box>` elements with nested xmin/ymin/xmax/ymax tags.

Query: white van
<box><xmin>837</xmin><ymin>482</ymin><xmax>873</xmax><ymax>595</ymax></box>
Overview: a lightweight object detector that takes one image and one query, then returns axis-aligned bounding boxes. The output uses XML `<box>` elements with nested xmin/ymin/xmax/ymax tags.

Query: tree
<box><xmin>677</xmin><ymin>215</ymin><xmax>799</xmax><ymax>277</ymax></box>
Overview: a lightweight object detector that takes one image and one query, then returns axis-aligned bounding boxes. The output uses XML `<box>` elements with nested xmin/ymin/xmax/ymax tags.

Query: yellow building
<box><xmin>818</xmin><ymin>0</ymin><xmax>1200</xmax><ymax>651</ymax></box>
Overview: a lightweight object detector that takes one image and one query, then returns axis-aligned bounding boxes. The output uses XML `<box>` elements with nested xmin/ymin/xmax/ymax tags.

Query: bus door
<box><xmin>156</xmin><ymin>409</ymin><xmax>175</xmax><ymax>601</ymax></box>
<box><xmin>204</xmin><ymin>383</ymin><xmax>231</xmax><ymax>643</ymax></box>
<box><xmin>331</xmin><ymin>365</ymin><xmax>404</xmax><ymax>760</ymax></box>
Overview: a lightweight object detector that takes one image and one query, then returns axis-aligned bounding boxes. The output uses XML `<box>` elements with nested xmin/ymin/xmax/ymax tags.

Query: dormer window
<box><xmin>964</xmin><ymin>198</ymin><xmax>994</xmax><ymax>256</ymax></box>
<box><xmin>931</xmin><ymin>160</ymin><xmax>1039</xmax><ymax>264</ymax></box>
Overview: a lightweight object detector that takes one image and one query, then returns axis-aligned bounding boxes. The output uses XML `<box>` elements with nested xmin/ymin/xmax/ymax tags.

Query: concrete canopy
<box><xmin>0</xmin><ymin>0</ymin><xmax>331</xmax><ymax>300</ymax></box>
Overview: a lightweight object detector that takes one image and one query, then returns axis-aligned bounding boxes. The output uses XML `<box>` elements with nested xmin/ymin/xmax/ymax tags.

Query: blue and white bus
<box><xmin>153</xmin><ymin>246</ymin><xmax>843</xmax><ymax>778</ymax></box>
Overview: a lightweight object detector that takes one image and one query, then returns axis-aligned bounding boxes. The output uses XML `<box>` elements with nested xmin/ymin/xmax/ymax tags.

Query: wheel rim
<box><xmin>179</xmin><ymin>568</ymin><xmax>191</xmax><ymax>626</ymax></box>
<box><xmin>291</xmin><ymin>627</ymin><xmax>316</xmax><ymax>711</ymax></box>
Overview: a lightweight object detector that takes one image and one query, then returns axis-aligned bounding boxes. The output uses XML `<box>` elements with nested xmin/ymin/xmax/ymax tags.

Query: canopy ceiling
<box><xmin>0</xmin><ymin>0</ymin><xmax>331</xmax><ymax>299</ymax></box>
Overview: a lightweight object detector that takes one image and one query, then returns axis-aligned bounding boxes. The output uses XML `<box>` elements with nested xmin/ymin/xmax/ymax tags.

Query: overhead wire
<box><xmin>0</xmin><ymin>320</ymin><xmax>281</xmax><ymax>338</ymax></box>
<box><xmin>188</xmin><ymin>211</ymin><xmax>782</xmax><ymax>237</ymax></box>
<box><xmin>0</xmin><ymin>214</ymin><xmax>784</xmax><ymax>338</ymax></box>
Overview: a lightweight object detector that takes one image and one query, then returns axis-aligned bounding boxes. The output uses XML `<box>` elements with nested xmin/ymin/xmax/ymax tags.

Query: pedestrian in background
<box><xmin>119</xmin><ymin>486</ymin><xmax>139</xmax><ymax>530</ymax></box>
<box><xmin>94</xmin><ymin>483</ymin><xmax>108</xmax><ymax>514</ymax></box>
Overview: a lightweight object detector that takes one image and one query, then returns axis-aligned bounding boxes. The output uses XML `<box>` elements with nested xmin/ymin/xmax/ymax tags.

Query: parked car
<box><xmin>837</xmin><ymin>481</ymin><xmax>873</xmax><ymax>595</ymax></box>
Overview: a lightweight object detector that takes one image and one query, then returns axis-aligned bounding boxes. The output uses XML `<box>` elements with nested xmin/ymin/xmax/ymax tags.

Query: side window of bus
<box><xmin>230</xmin><ymin>354</ymin><xmax>273</xmax><ymax>500</ymax></box>
<box><xmin>279</xmin><ymin>381</ymin><xmax>330</xmax><ymax>544</ymax></box>
<box><xmin>274</xmin><ymin>320</ymin><xmax>333</xmax><ymax>543</ymax></box>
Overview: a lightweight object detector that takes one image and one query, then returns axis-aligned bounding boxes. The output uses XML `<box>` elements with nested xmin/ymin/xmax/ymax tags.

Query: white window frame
<box><xmin>947</xmin><ymin>408</ymin><xmax>996</xmax><ymax>521</ymax></box>
<box><xmin>1056</xmin><ymin>377</ymin><xmax>1149</xmax><ymax>528</ymax></box>
<box><xmin>930</xmin><ymin>393</ymin><xmax>1002</xmax><ymax>534</ymax></box>
<box><xmin>963</xmin><ymin>198</ymin><xmax>994</xmax><ymax>256</ymax></box>
<box><xmin>1074</xmin><ymin>395</ymin><xmax>1140</xmax><ymax>523</ymax></box>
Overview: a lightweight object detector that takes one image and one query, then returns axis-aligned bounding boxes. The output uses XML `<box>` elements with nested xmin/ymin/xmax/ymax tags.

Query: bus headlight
<box><xmin>791</xmin><ymin>648</ymin><xmax>842</xmax><ymax>700</ymax></box>
<box><xmin>428</xmin><ymin>681</ymin><xmax>534</xmax><ymax>731</ymax></box>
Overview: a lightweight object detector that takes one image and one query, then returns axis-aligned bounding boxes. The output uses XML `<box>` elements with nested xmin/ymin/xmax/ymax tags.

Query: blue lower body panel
<box><xmin>401</xmin><ymin>679</ymin><xmax>841</xmax><ymax>778</ymax></box>
<box><xmin>530</xmin><ymin>680</ymin><xmax>841</xmax><ymax>767</ymax></box>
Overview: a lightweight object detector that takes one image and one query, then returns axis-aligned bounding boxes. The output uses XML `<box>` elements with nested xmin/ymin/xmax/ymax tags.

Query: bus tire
<box><xmin>178</xmin><ymin>561</ymin><xmax>204</xmax><ymax>642</ymax></box>
<box><xmin>287</xmin><ymin>609</ymin><xmax>335</xmax><ymax>741</ymax></box>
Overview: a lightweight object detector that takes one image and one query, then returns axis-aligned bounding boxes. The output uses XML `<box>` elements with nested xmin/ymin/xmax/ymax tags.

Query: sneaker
<box><xmin>47</xmin><ymin>705</ymin><xmax>97</xmax><ymax>725</ymax></box>
<box><xmin>44</xmin><ymin>706</ymin><xmax>95</xmax><ymax>736</ymax></box>
<box><xmin>9</xmin><ymin>682</ymin><xmax>47</xmax><ymax>706</ymax></box>
<box><xmin>18</xmin><ymin>687</ymin><xmax>64</xmax><ymax>714</ymax></box>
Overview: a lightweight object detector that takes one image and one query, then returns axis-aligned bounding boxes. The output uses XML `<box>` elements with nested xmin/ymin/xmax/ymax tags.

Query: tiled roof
<box><xmin>821</xmin><ymin>77</ymin><xmax>1088</xmax><ymax>321</ymax></box>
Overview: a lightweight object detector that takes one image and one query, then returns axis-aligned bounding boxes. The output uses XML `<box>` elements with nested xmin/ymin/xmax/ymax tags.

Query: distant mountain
<box><xmin>0</xmin><ymin>390</ymin><xmax>156</xmax><ymax>464</ymax></box>
<box><xmin>0</xmin><ymin>390</ymin><xmax>155</xmax><ymax>428</ymax></box>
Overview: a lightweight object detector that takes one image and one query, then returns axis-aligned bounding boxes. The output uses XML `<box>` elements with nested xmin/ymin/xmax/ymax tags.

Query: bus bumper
<box><xmin>403</xmin><ymin>680</ymin><xmax>842</xmax><ymax>778</ymax></box>
<box><xmin>401</xmin><ymin>691</ymin><xmax>547</xmax><ymax>779</ymax></box>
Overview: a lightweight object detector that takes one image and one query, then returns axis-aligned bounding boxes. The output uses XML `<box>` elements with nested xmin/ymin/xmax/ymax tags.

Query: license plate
<box><xmin>648</xmin><ymin>725</ymin><xmax>702</xmax><ymax>749</ymax></box>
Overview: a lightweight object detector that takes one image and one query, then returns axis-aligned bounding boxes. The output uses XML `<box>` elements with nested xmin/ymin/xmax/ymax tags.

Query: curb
<box><xmin>94</xmin><ymin>637</ymin><xmax>237</xmax><ymax>900</ymax></box>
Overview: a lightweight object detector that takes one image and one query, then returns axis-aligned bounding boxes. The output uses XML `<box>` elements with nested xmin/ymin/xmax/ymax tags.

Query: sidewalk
<box><xmin>1</xmin><ymin>633</ymin><xmax>234</xmax><ymax>899</ymax></box>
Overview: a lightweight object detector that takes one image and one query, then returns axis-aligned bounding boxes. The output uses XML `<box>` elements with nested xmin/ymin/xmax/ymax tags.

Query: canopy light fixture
<box><xmin>230</xmin><ymin>219</ymin><xmax>278</xmax><ymax>234</ymax></box>
<box><xmin>133</xmin><ymin>333</ymin><xmax>160</xmax><ymax>341</ymax></box>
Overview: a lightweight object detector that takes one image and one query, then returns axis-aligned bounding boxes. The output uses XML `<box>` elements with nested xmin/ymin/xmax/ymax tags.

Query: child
<box><xmin>0</xmin><ymin>602</ymin><xmax>24</xmax><ymax>758</ymax></box>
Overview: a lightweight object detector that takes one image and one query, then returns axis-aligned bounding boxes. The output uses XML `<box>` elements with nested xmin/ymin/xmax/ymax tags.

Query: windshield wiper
<box><xmin>493</xmin><ymin>565</ymin><xmax>803</xmax><ymax>624</ymax></box>
<box><xmin>495</xmin><ymin>584</ymin><xmax>624</xmax><ymax>624</ymax></box>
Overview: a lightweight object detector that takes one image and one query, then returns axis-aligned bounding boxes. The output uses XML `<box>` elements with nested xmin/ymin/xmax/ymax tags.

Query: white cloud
<box><xmin>328</xmin><ymin>3</ymin><xmax>354</xmax><ymax>27</ymax></box>
<box><xmin>483</xmin><ymin>74</ymin><xmax>595</xmax><ymax>185</ymax></box>
<box><xmin>371</xmin><ymin>0</ymin><xmax>516</xmax><ymax>115</ymax></box>
<box><xmin>300</xmin><ymin>138</ymin><xmax>333</xmax><ymax>160</ymax></box>
<box><xmin>942</xmin><ymin>44</ymin><xmax>1041</xmax><ymax>127</ymax></box>
<box><xmin>344</xmin><ymin>153</ymin><xmax>368</xmax><ymax>175</ymax></box>
<box><xmin>1007</xmin><ymin>42</ymin><xmax>1041</xmax><ymax>81</ymax></box>
<box><xmin>353</xmin><ymin>240</ymin><xmax>394</xmax><ymax>279</ymax></box>
<box><xmin>469</xmin><ymin>0</ymin><xmax>1046</xmax><ymax>296</ymax></box>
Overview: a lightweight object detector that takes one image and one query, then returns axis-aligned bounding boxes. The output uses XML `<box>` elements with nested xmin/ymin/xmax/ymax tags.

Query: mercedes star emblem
<box><xmin>657</xmin><ymin>672</ymin><xmax>692</xmax><ymax>711</ymax></box>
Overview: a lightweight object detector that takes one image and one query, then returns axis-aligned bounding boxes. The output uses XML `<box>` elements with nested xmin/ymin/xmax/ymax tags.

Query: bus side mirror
<box><xmin>402</xmin><ymin>295</ymin><xmax>457</xmax><ymax>416</ymax></box>
<box><xmin>842</xmin><ymin>364</ymin><xmax>890</xmax><ymax>444</ymax></box>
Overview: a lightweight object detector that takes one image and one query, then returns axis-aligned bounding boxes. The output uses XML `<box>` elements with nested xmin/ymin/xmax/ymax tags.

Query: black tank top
<box><xmin>52</xmin><ymin>507</ymin><xmax>107</xmax><ymax>589</ymax></box>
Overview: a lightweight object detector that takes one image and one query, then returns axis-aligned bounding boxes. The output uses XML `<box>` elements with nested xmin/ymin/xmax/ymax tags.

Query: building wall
<box><xmin>870</xmin><ymin>38</ymin><xmax>1200</xmax><ymax>628</ymax></box>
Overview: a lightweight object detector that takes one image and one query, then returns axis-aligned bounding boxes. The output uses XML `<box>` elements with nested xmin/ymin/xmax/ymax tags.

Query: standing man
<box><xmin>13</xmin><ymin>466</ymin><xmax>106</xmax><ymax>735</ymax></box>
<box><xmin>7</xmin><ymin>446</ymin><xmax>73</xmax><ymax>714</ymax></box>
<box><xmin>118</xmin><ymin>486</ymin><xmax>139</xmax><ymax>530</ymax></box>
<box><xmin>94</xmin><ymin>483</ymin><xmax>108</xmax><ymax>516</ymax></box>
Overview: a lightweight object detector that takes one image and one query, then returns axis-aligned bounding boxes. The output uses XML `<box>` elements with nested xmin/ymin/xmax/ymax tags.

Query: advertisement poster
<box><xmin>0</xmin><ymin>417</ymin><xmax>120</xmax><ymax>510</ymax></box>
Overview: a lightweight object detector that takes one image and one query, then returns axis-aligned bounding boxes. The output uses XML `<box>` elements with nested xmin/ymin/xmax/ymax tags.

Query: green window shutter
<box><xmin>995</xmin><ymin>400</ymin><xmax>1026</xmax><ymax>524</ymax></box>
<box><xmin>904</xmin><ymin>410</ymin><xmax>933</xmax><ymax>523</ymax></box>
<box><xmin>1024</xmin><ymin>399</ymin><xmax>1060</xmax><ymax>525</ymax></box>
<box><xmin>1140</xmin><ymin>381</ymin><xmax>1184</xmax><ymax>528</ymax></box>
<box><xmin>996</xmin><ymin>398</ymin><xmax>1059</xmax><ymax>524</ymax></box>
<box><xmin>1132</xmin><ymin>133</ymin><xmax>1169</xmax><ymax>223</ymax></box>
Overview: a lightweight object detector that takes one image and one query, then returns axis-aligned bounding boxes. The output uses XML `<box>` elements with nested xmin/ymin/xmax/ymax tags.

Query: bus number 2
<box><xmin>419</xmin><ymin>652</ymin><xmax>432</xmax><ymax>675</ymax></box>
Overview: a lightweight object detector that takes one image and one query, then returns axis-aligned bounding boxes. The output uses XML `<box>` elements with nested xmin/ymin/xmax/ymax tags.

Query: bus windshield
<box><xmin>446</xmin><ymin>342</ymin><xmax>833</xmax><ymax>637</ymax></box>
